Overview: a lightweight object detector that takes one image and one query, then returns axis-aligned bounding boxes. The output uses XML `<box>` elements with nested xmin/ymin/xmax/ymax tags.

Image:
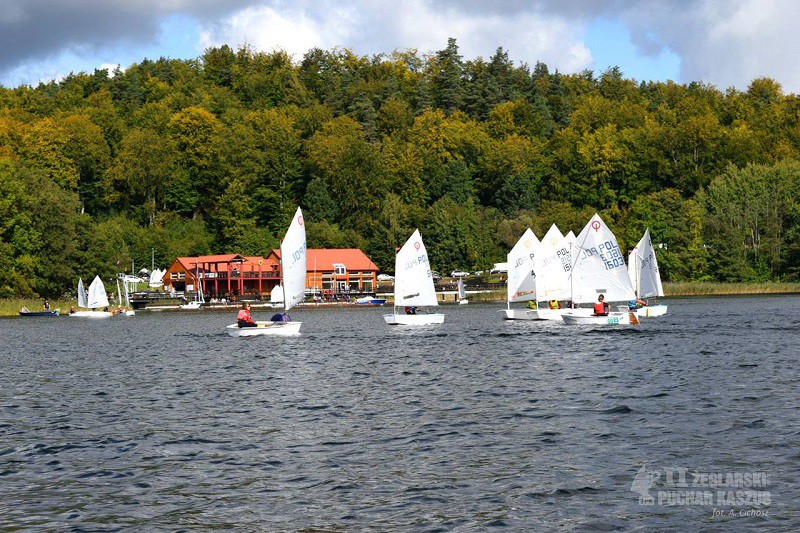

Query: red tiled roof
<box><xmin>176</xmin><ymin>255</ymin><xmax>276</xmax><ymax>274</ymax></box>
<box><xmin>272</xmin><ymin>248</ymin><xmax>378</xmax><ymax>271</ymax></box>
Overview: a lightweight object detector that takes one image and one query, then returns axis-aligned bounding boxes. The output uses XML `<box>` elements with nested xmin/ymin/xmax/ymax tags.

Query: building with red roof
<box><xmin>162</xmin><ymin>249</ymin><xmax>379</xmax><ymax>300</ymax></box>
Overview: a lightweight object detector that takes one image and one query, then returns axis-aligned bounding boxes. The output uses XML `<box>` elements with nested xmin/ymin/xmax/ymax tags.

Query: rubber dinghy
<box><xmin>227</xmin><ymin>207</ymin><xmax>307</xmax><ymax>337</ymax></box>
<box><xmin>383</xmin><ymin>229</ymin><xmax>444</xmax><ymax>326</ymax></box>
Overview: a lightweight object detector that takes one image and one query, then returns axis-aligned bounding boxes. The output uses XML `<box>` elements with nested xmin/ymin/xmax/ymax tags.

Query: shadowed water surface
<box><xmin>1</xmin><ymin>295</ymin><xmax>798</xmax><ymax>530</ymax></box>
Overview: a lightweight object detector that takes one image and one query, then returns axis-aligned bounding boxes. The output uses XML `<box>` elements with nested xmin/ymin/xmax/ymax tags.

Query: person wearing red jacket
<box><xmin>593</xmin><ymin>294</ymin><xmax>610</xmax><ymax>316</ymax></box>
<box><xmin>237</xmin><ymin>302</ymin><xmax>257</xmax><ymax>327</ymax></box>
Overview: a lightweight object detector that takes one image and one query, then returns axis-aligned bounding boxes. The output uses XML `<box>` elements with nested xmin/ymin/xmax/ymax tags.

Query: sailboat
<box><xmin>504</xmin><ymin>229</ymin><xmax>539</xmax><ymax>319</ymax></box>
<box><xmin>527</xmin><ymin>224</ymin><xmax>580</xmax><ymax>320</ymax></box>
<box><xmin>226</xmin><ymin>207</ymin><xmax>306</xmax><ymax>336</ymax></box>
<box><xmin>628</xmin><ymin>229</ymin><xmax>668</xmax><ymax>317</ymax></box>
<box><xmin>456</xmin><ymin>277</ymin><xmax>469</xmax><ymax>304</ymax></box>
<box><xmin>562</xmin><ymin>214</ymin><xmax>640</xmax><ymax>326</ymax></box>
<box><xmin>383</xmin><ymin>229</ymin><xmax>444</xmax><ymax>325</ymax></box>
<box><xmin>70</xmin><ymin>275</ymin><xmax>112</xmax><ymax>318</ymax></box>
<box><xmin>180</xmin><ymin>269</ymin><xmax>205</xmax><ymax>310</ymax></box>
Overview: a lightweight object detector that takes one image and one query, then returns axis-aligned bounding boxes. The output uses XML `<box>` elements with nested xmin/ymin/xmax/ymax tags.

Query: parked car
<box><xmin>431</xmin><ymin>270</ymin><xmax>442</xmax><ymax>282</ymax></box>
<box><xmin>451</xmin><ymin>270</ymin><xmax>470</xmax><ymax>277</ymax></box>
<box><xmin>377</xmin><ymin>274</ymin><xmax>394</xmax><ymax>281</ymax></box>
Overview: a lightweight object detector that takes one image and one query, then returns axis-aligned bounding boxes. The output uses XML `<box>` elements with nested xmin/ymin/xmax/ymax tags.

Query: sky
<box><xmin>1</xmin><ymin>0</ymin><xmax>798</xmax><ymax>93</ymax></box>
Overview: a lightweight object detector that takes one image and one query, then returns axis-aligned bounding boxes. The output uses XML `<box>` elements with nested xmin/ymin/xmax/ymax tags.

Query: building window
<box><xmin>333</xmin><ymin>263</ymin><xmax>346</xmax><ymax>275</ymax></box>
<box><xmin>171</xmin><ymin>273</ymin><xmax>178</xmax><ymax>280</ymax></box>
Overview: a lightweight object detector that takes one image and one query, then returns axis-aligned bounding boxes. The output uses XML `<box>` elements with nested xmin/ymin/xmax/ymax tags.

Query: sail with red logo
<box><xmin>384</xmin><ymin>229</ymin><xmax>444</xmax><ymax>325</ymax></box>
<box><xmin>562</xmin><ymin>214</ymin><xmax>639</xmax><ymax>326</ymax></box>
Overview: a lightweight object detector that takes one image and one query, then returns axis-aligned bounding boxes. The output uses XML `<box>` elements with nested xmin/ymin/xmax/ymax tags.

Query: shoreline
<box><xmin>2</xmin><ymin>282</ymin><xmax>800</xmax><ymax>316</ymax></box>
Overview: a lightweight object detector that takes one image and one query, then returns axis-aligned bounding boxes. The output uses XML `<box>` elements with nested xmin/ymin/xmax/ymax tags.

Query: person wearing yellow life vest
<box><xmin>593</xmin><ymin>294</ymin><xmax>610</xmax><ymax>316</ymax></box>
<box><xmin>548</xmin><ymin>300</ymin><xmax>561</xmax><ymax>309</ymax></box>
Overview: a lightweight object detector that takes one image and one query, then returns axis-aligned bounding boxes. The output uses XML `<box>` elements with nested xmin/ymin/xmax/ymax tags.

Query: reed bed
<box><xmin>664</xmin><ymin>282</ymin><xmax>800</xmax><ymax>296</ymax></box>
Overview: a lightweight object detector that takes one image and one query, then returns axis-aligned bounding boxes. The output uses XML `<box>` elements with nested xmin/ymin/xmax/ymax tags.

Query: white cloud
<box><xmin>198</xmin><ymin>0</ymin><xmax>593</xmax><ymax>73</ymax></box>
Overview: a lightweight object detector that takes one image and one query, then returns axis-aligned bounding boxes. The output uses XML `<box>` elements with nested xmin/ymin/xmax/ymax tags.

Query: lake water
<box><xmin>1</xmin><ymin>295</ymin><xmax>798</xmax><ymax>530</ymax></box>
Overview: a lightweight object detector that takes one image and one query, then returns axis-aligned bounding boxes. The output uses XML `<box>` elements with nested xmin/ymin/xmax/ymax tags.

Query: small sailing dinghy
<box><xmin>561</xmin><ymin>214</ymin><xmax>639</xmax><ymax>327</ymax></box>
<box><xmin>456</xmin><ymin>278</ymin><xmax>468</xmax><ymax>305</ymax></box>
<box><xmin>503</xmin><ymin>228</ymin><xmax>540</xmax><ymax>320</ymax></box>
<box><xmin>628</xmin><ymin>229</ymin><xmax>667</xmax><ymax>317</ymax></box>
<box><xmin>383</xmin><ymin>229</ymin><xmax>444</xmax><ymax>325</ymax></box>
<box><xmin>527</xmin><ymin>224</ymin><xmax>585</xmax><ymax>321</ymax></box>
<box><xmin>70</xmin><ymin>276</ymin><xmax>112</xmax><ymax>318</ymax></box>
<box><xmin>227</xmin><ymin>207</ymin><xmax>306</xmax><ymax>336</ymax></box>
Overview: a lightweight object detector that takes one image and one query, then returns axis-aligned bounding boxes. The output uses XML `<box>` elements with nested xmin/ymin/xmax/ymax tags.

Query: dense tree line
<box><xmin>2</xmin><ymin>39</ymin><xmax>800</xmax><ymax>297</ymax></box>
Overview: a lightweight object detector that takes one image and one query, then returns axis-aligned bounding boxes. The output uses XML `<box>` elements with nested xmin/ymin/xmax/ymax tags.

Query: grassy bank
<box><xmin>0</xmin><ymin>299</ymin><xmax>74</xmax><ymax>317</ymax></box>
<box><xmin>664</xmin><ymin>281</ymin><xmax>800</xmax><ymax>296</ymax></box>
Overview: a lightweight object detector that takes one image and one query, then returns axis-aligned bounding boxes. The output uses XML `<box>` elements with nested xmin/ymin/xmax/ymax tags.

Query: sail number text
<box><xmin>580</xmin><ymin>241</ymin><xmax>624</xmax><ymax>270</ymax></box>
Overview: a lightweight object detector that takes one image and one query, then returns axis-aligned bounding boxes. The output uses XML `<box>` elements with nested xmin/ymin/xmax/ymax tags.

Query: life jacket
<box><xmin>549</xmin><ymin>300</ymin><xmax>560</xmax><ymax>309</ymax></box>
<box><xmin>593</xmin><ymin>302</ymin><xmax>607</xmax><ymax>315</ymax></box>
<box><xmin>237</xmin><ymin>309</ymin><xmax>251</xmax><ymax>321</ymax></box>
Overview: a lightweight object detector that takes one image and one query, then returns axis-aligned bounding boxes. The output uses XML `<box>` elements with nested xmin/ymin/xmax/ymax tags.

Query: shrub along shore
<box><xmin>3</xmin><ymin>283</ymin><xmax>800</xmax><ymax>317</ymax></box>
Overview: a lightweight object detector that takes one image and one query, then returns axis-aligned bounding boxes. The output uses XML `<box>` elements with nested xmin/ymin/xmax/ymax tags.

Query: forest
<box><xmin>2</xmin><ymin>38</ymin><xmax>800</xmax><ymax>298</ymax></box>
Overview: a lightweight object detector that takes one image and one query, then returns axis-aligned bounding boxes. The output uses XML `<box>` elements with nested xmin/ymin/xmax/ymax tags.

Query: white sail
<box><xmin>535</xmin><ymin>224</ymin><xmax>573</xmax><ymax>303</ymax></box>
<box><xmin>458</xmin><ymin>278</ymin><xmax>467</xmax><ymax>299</ymax></box>
<box><xmin>77</xmin><ymin>278</ymin><xmax>87</xmax><ymax>308</ymax></box>
<box><xmin>394</xmin><ymin>229</ymin><xmax>438</xmax><ymax>307</ymax></box>
<box><xmin>570</xmin><ymin>214</ymin><xmax>636</xmax><ymax>304</ymax></box>
<box><xmin>629</xmin><ymin>228</ymin><xmax>664</xmax><ymax>299</ymax></box>
<box><xmin>280</xmin><ymin>207</ymin><xmax>307</xmax><ymax>311</ymax></box>
<box><xmin>564</xmin><ymin>231</ymin><xmax>576</xmax><ymax>246</ymax></box>
<box><xmin>87</xmin><ymin>275</ymin><xmax>109</xmax><ymax>309</ymax></box>
<box><xmin>506</xmin><ymin>229</ymin><xmax>539</xmax><ymax>303</ymax></box>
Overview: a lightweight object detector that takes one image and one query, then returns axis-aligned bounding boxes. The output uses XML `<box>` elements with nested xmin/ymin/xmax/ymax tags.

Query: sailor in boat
<box><xmin>69</xmin><ymin>305</ymin><xmax>76</xmax><ymax>315</ymax></box>
<box><xmin>628</xmin><ymin>299</ymin><xmax>647</xmax><ymax>310</ymax></box>
<box><xmin>404</xmin><ymin>306</ymin><xmax>417</xmax><ymax>315</ymax></box>
<box><xmin>549</xmin><ymin>299</ymin><xmax>561</xmax><ymax>309</ymax></box>
<box><xmin>593</xmin><ymin>294</ymin><xmax>610</xmax><ymax>316</ymax></box>
<box><xmin>237</xmin><ymin>302</ymin><xmax>257</xmax><ymax>328</ymax></box>
<box><xmin>270</xmin><ymin>312</ymin><xmax>291</xmax><ymax>322</ymax></box>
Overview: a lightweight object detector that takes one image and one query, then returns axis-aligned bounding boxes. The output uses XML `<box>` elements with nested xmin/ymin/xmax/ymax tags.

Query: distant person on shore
<box><xmin>237</xmin><ymin>302</ymin><xmax>257</xmax><ymax>328</ymax></box>
<box><xmin>593</xmin><ymin>294</ymin><xmax>609</xmax><ymax>316</ymax></box>
<box><xmin>44</xmin><ymin>300</ymin><xmax>50</xmax><ymax>311</ymax></box>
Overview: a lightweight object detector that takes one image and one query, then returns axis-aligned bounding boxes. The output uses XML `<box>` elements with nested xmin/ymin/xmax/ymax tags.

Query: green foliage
<box><xmin>2</xmin><ymin>39</ymin><xmax>800</xmax><ymax>295</ymax></box>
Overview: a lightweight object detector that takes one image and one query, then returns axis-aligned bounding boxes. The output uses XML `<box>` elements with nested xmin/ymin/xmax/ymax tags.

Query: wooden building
<box><xmin>162</xmin><ymin>249</ymin><xmax>379</xmax><ymax>299</ymax></box>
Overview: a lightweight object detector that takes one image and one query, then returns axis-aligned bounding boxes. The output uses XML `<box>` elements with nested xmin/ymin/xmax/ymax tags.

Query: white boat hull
<box><xmin>226</xmin><ymin>321</ymin><xmax>302</xmax><ymax>337</ymax></box>
<box><xmin>383</xmin><ymin>313</ymin><xmax>444</xmax><ymax>325</ymax></box>
<box><xmin>180</xmin><ymin>301</ymin><xmax>203</xmax><ymax>310</ymax></box>
<box><xmin>504</xmin><ymin>308</ymin><xmax>536</xmax><ymax>320</ymax></box>
<box><xmin>457</xmin><ymin>299</ymin><xmax>469</xmax><ymax>305</ymax></box>
<box><xmin>70</xmin><ymin>310</ymin><xmax>112</xmax><ymax>318</ymax></box>
<box><xmin>637</xmin><ymin>304</ymin><xmax>667</xmax><ymax>317</ymax></box>
<box><xmin>562</xmin><ymin>312</ymin><xmax>639</xmax><ymax>326</ymax></box>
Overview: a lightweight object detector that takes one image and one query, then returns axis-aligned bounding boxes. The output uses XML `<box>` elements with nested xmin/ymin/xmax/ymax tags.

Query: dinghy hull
<box><xmin>637</xmin><ymin>304</ymin><xmax>667</xmax><ymax>317</ymax></box>
<box><xmin>561</xmin><ymin>312</ymin><xmax>639</xmax><ymax>326</ymax></box>
<box><xmin>226</xmin><ymin>321</ymin><xmax>302</xmax><ymax>337</ymax></box>
<box><xmin>383</xmin><ymin>313</ymin><xmax>444</xmax><ymax>325</ymax></box>
<box><xmin>69</xmin><ymin>310</ymin><xmax>112</xmax><ymax>318</ymax></box>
